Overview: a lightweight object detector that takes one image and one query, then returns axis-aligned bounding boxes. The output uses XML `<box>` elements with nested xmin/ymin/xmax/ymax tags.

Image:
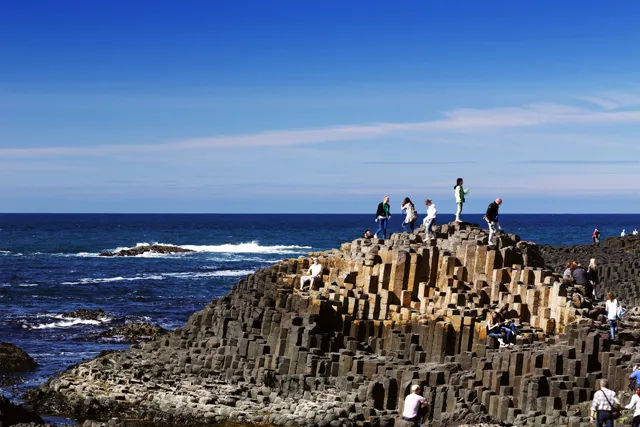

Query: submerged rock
<box><xmin>99</xmin><ymin>244</ymin><xmax>194</xmax><ymax>257</ymax></box>
<box><xmin>98</xmin><ymin>322</ymin><xmax>166</xmax><ymax>343</ymax></box>
<box><xmin>0</xmin><ymin>395</ymin><xmax>44</xmax><ymax>426</ymax></box>
<box><xmin>62</xmin><ymin>309</ymin><xmax>107</xmax><ymax>321</ymax></box>
<box><xmin>0</xmin><ymin>342</ymin><xmax>38</xmax><ymax>373</ymax></box>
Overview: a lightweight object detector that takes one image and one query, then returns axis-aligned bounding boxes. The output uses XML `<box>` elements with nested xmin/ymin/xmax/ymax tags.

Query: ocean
<box><xmin>1</xmin><ymin>213</ymin><xmax>639</xmax><ymax>405</ymax></box>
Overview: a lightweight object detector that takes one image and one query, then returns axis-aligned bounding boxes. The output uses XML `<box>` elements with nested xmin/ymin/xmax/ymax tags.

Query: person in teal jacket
<box><xmin>454</xmin><ymin>178</ymin><xmax>470</xmax><ymax>223</ymax></box>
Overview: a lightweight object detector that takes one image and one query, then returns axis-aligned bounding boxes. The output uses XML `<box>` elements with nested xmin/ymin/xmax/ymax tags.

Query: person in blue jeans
<box><xmin>487</xmin><ymin>311</ymin><xmax>518</xmax><ymax>347</ymax></box>
<box><xmin>374</xmin><ymin>195</ymin><xmax>391</xmax><ymax>239</ymax></box>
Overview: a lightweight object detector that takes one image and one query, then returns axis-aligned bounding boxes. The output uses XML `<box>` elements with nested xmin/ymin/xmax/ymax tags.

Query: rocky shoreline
<box><xmin>11</xmin><ymin>224</ymin><xmax>640</xmax><ymax>426</ymax></box>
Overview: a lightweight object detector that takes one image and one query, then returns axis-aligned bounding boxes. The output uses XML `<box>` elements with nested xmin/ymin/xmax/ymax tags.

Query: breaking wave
<box><xmin>61</xmin><ymin>269</ymin><xmax>255</xmax><ymax>285</ymax></box>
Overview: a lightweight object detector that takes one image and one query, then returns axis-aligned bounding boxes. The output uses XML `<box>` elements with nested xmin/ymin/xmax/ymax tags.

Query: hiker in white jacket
<box><xmin>423</xmin><ymin>199</ymin><xmax>437</xmax><ymax>238</ymax></box>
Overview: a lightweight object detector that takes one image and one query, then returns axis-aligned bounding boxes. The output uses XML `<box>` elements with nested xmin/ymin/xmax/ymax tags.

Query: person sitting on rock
<box><xmin>634</xmin><ymin>229</ymin><xmax>639</xmax><ymax>236</ymax></box>
<box><xmin>363</xmin><ymin>230</ymin><xmax>373</xmax><ymax>239</ymax></box>
<box><xmin>622</xmin><ymin>229</ymin><xmax>627</xmax><ymax>237</ymax></box>
<box><xmin>299</xmin><ymin>258</ymin><xmax>323</xmax><ymax>291</ymax></box>
<box><xmin>487</xmin><ymin>311</ymin><xmax>517</xmax><ymax>347</ymax></box>
<box><xmin>402</xmin><ymin>384</ymin><xmax>429</xmax><ymax>426</ymax></box>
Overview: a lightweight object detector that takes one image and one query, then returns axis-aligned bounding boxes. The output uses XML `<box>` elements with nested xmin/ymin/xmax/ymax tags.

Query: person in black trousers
<box><xmin>484</xmin><ymin>198</ymin><xmax>502</xmax><ymax>244</ymax></box>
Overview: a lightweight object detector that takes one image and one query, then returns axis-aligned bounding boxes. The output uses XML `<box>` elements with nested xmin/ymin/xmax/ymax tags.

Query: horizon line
<box><xmin>2</xmin><ymin>212</ymin><xmax>640</xmax><ymax>216</ymax></box>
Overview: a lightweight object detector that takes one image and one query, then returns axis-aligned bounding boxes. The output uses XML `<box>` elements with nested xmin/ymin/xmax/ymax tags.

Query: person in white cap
<box><xmin>299</xmin><ymin>258</ymin><xmax>322</xmax><ymax>291</ymax></box>
<box><xmin>484</xmin><ymin>198</ymin><xmax>503</xmax><ymax>244</ymax></box>
<box><xmin>402</xmin><ymin>384</ymin><xmax>429</xmax><ymax>426</ymax></box>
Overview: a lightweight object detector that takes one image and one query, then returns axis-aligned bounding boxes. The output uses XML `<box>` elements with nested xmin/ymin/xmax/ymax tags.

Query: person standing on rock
<box><xmin>401</xmin><ymin>197</ymin><xmax>419</xmax><ymax>233</ymax></box>
<box><xmin>402</xmin><ymin>384</ymin><xmax>429</xmax><ymax>426</ymax></box>
<box><xmin>423</xmin><ymin>199</ymin><xmax>437</xmax><ymax>238</ymax></box>
<box><xmin>625</xmin><ymin>385</ymin><xmax>640</xmax><ymax>427</ymax></box>
<box><xmin>591</xmin><ymin>378</ymin><xmax>620</xmax><ymax>427</ymax></box>
<box><xmin>588</xmin><ymin>258</ymin><xmax>600</xmax><ymax>300</ymax></box>
<box><xmin>605</xmin><ymin>292</ymin><xmax>619</xmax><ymax>341</ymax></box>
<box><xmin>484</xmin><ymin>198</ymin><xmax>502</xmax><ymax>244</ymax></box>
<box><xmin>374</xmin><ymin>196</ymin><xmax>391</xmax><ymax>239</ymax></box>
<box><xmin>454</xmin><ymin>178</ymin><xmax>469</xmax><ymax>223</ymax></box>
<box><xmin>593</xmin><ymin>229</ymin><xmax>601</xmax><ymax>245</ymax></box>
<box><xmin>373</xmin><ymin>196</ymin><xmax>391</xmax><ymax>239</ymax></box>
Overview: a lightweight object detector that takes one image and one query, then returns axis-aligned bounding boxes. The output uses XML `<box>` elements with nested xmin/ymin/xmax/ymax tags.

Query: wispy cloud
<box><xmin>514</xmin><ymin>160</ymin><xmax>640</xmax><ymax>165</ymax></box>
<box><xmin>578</xmin><ymin>91</ymin><xmax>640</xmax><ymax>110</ymax></box>
<box><xmin>3</xmin><ymin>94</ymin><xmax>640</xmax><ymax>158</ymax></box>
<box><xmin>361</xmin><ymin>161</ymin><xmax>478</xmax><ymax>165</ymax></box>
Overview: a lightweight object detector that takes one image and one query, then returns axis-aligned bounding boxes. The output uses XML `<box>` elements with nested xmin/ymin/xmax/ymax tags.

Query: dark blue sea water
<box><xmin>1</xmin><ymin>213</ymin><xmax>639</xmax><ymax>402</ymax></box>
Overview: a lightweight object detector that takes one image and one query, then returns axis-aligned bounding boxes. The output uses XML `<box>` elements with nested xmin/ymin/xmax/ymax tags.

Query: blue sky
<box><xmin>1</xmin><ymin>1</ymin><xmax>640</xmax><ymax>213</ymax></box>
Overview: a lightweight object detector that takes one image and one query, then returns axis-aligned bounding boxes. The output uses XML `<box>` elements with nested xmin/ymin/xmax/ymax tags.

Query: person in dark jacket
<box><xmin>374</xmin><ymin>196</ymin><xmax>391</xmax><ymax>239</ymax></box>
<box><xmin>484</xmin><ymin>198</ymin><xmax>502</xmax><ymax>244</ymax></box>
<box><xmin>572</xmin><ymin>264</ymin><xmax>590</xmax><ymax>286</ymax></box>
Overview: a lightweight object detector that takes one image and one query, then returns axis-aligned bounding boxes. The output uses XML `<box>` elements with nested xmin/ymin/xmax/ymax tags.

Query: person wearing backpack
<box><xmin>401</xmin><ymin>197</ymin><xmax>418</xmax><ymax>232</ymax></box>
<box><xmin>591</xmin><ymin>378</ymin><xmax>621</xmax><ymax>426</ymax></box>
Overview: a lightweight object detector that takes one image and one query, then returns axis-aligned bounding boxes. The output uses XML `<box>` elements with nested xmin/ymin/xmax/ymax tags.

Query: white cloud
<box><xmin>578</xmin><ymin>91</ymin><xmax>640</xmax><ymax>110</ymax></box>
<box><xmin>2</xmin><ymin>94</ymin><xmax>640</xmax><ymax>158</ymax></box>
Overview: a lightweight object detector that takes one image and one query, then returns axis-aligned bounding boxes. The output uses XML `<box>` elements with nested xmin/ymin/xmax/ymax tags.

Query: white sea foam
<box><xmin>181</xmin><ymin>241</ymin><xmax>311</xmax><ymax>254</ymax></box>
<box><xmin>162</xmin><ymin>270</ymin><xmax>255</xmax><ymax>279</ymax></box>
<box><xmin>31</xmin><ymin>318</ymin><xmax>102</xmax><ymax>330</ymax></box>
<box><xmin>18</xmin><ymin>283</ymin><xmax>38</xmax><ymax>287</ymax></box>
<box><xmin>27</xmin><ymin>313</ymin><xmax>112</xmax><ymax>329</ymax></box>
<box><xmin>74</xmin><ymin>252</ymin><xmax>100</xmax><ymax>257</ymax></box>
<box><xmin>0</xmin><ymin>250</ymin><xmax>10</xmax><ymax>254</ymax></box>
<box><xmin>61</xmin><ymin>275</ymin><xmax>164</xmax><ymax>285</ymax></box>
<box><xmin>61</xmin><ymin>269</ymin><xmax>254</xmax><ymax>285</ymax></box>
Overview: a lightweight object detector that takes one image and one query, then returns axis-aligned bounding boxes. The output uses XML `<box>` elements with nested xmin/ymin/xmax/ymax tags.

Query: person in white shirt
<box><xmin>634</xmin><ymin>229</ymin><xmax>639</xmax><ymax>236</ymax></box>
<box><xmin>402</xmin><ymin>384</ymin><xmax>429</xmax><ymax>426</ymax></box>
<box><xmin>423</xmin><ymin>199</ymin><xmax>437</xmax><ymax>238</ymax></box>
<box><xmin>625</xmin><ymin>386</ymin><xmax>640</xmax><ymax>427</ymax></box>
<box><xmin>605</xmin><ymin>292</ymin><xmax>619</xmax><ymax>341</ymax></box>
<box><xmin>453</xmin><ymin>178</ymin><xmax>469</xmax><ymax>223</ymax></box>
<box><xmin>591</xmin><ymin>378</ymin><xmax>620</xmax><ymax>426</ymax></box>
<box><xmin>299</xmin><ymin>258</ymin><xmax>323</xmax><ymax>291</ymax></box>
<box><xmin>622</xmin><ymin>229</ymin><xmax>627</xmax><ymax>237</ymax></box>
<box><xmin>401</xmin><ymin>197</ymin><xmax>419</xmax><ymax>233</ymax></box>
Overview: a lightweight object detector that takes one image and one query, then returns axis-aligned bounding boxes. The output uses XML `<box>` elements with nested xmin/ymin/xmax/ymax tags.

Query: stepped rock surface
<box><xmin>28</xmin><ymin>223</ymin><xmax>640</xmax><ymax>427</ymax></box>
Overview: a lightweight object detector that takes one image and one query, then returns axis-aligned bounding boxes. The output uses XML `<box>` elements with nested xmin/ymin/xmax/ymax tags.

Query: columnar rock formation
<box><xmin>31</xmin><ymin>223</ymin><xmax>638</xmax><ymax>427</ymax></box>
